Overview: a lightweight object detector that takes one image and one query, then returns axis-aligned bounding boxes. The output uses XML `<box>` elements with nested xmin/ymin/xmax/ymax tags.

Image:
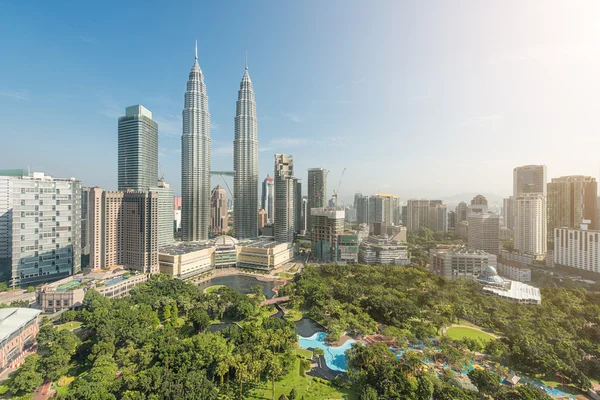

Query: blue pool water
<box><xmin>105</xmin><ymin>276</ymin><xmax>127</xmax><ymax>287</ymax></box>
<box><xmin>298</xmin><ymin>332</ymin><xmax>356</xmax><ymax>372</ymax></box>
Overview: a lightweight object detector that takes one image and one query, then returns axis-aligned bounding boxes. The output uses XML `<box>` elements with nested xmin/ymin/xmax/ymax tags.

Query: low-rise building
<box><xmin>338</xmin><ymin>233</ymin><xmax>359</xmax><ymax>264</ymax></box>
<box><xmin>359</xmin><ymin>236</ymin><xmax>409</xmax><ymax>265</ymax></box>
<box><xmin>0</xmin><ymin>308</ymin><xmax>41</xmax><ymax>369</ymax></box>
<box><xmin>430</xmin><ymin>246</ymin><xmax>497</xmax><ymax>281</ymax></box>
<box><xmin>35</xmin><ymin>270</ymin><xmax>149</xmax><ymax>313</ymax></box>
<box><xmin>501</xmin><ymin>250</ymin><xmax>535</xmax><ymax>265</ymax></box>
<box><xmin>498</xmin><ymin>259</ymin><xmax>531</xmax><ymax>282</ymax></box>
<box><xmin>237</xmin><ymin>239</ymin><xmax>294</xmax><ymax>270</ymax></box>
<box><xmin>477</xmin><ymin>266</ymin><xmax>541</xmax><ymax>304</ymax></box>
<box><xmin>159</xmin><ymin>243</ymin><xmax>215</xmax><ymax>279</ymax></box>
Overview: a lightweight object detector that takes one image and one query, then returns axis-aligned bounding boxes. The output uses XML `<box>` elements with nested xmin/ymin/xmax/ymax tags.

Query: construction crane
<box><xmin>332</xmin><ymin>167</ymin><xmax>346</xmax><ymax>208</ymax></box>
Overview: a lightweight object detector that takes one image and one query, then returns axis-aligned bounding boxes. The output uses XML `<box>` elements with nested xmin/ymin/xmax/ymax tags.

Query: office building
<box><xmin>258</xmin><ymin>209</ymin><xmax>267</xmax><ymax>230</ymax></box>
<box><xmin>359</xmin><ymin>236</ymin><xmax>410</xmax><ymax>265</ymax></box>
<box><xmin>406</xmin><ymin>200</ymin><xmax>430</xmax><ymax>232</ymax></box>
<box><xmin>355</xmin><ymin>193</ymin><xmax>369</xmax><ymax>226</ymax></box>
<box><xmin>447</xmin><ymin>210</ymin><xmax>456</xmax><ymax>232</ymax></box>
<box><xmin>375</xmin><ymin>194</ymin><xmax>399</xmax><ymax>227</ymax></box>
<box><xmin>311</xmin><ymin>208</ymin><xmax>344</xmax><ymax>262</ymax></box>
<box><xmin>337</xmin><ymin>233</ymin><xmax>359</xmax><ymax>263</ymax></box>
<box><xmin>503</xmin><ymin>197</ymin><xmax>514</xmax><ymax>230</ymax></box>
<box><xmin>151</xmin><ymin>180</ymin><xmax>174</xmax><ymax>248</ymax></box>
<box><xmin>467</xmin><ymin>212</ymin><xmax>500</xmax><ymax>255</ymax></box>
<box><xmin>210</xmin><ymin>185</ymin><xmax>228</xmax><ymax>234</ymax></box>
<box><xmin>118</xmin><ymin>105</ymin><xmax>158</xmax><ymax>192</ymax></box>
<box><xmin>301</xmin><ymin>197</ymin><xmax>308</xmax><ymax>232</ymax></box>
<box><xmin>173</xmin><ymin>196</ymin><xmax>182</xmax><ymax>210</ymax></box>
<box><xmin>159</xmin><ymin>242</ymin><xmax>215</xmax><ymax>279</ymax></box>
<box><xmin>0</xmin><ymin>172</ymin><xmax>82</xmax><ymax>286</ymax></box>
<box><xmin>514</xmin><ymin>194</ymin><xmax>547</xmax><ymax>260</ymax></box>
<box><xmin>554</xmin><ymin>220</ymin><xmax>600</xmax><ymax>274</ymax></box>
<box><xmin>430</xmin><ymin>246</ymin><xmax>497</xmax><ymax>281</ymax></box>
<box><xmin>182</xmin><ymin>44</ymin><xmax>211</xmax><ymax>241</ymax></box>
<box><xmin>513</xmin><ymin>165</ymin><xmax>547</xmax><ymax>197</ymax></box>
<box><xmin>236</xmin><ymin>238</ymin><xmax>294</xmax><ymax>270</ymax></box>
<box><xmin>469</xmin><ymin>194</ymin><xmax>488</xmax><ymax>214</ymax></box>
<box><xmin>294</xmin><ymin>179</ymin><xmax>302</xmax><ymax>233</ymax></box>
<box><xmin>547</xmin><ymin>176</ymin><xmax>597</xmax><ymax>234</ymax></box>
<box><xmin>307</xmin><ymin>168</ymin><xmax>327</xmax><ymax>232</ymax></box>
<box><xmin>122</xmin><ymin>191</ymin><xmax>159</xmax><ymax>273</ymax></box>
<box><xmin>428</xmin><ymin>203</ymin><xmax>447</xmax><ymax>232</ymax></box>
<box><xmin>456</xmin><ymin>201</ymin><xmax>468</xmax><ymax>224</ymax></box>
<box><xmin>89</xmin><ymin>188</ymin><xmax>158</xmax><ymax>273</ymax></box>
<box><xmin>233</xmin><ymin>63</ymin><xmax>259</xmax><ymax>239</ymax></box>
<box><xmin>81</xmin><ymin>187</ymin><xmax>90</xmax><ymax>256</ymax></box>
<box><xmin>261</xmin><ymin>175</ymin><xmax>274</xmax><ymax>223</ymax></box>
<box><xmin>274</xmin><ymin>154</ymin><xmax>295</xmax><ymax>243</ymax></box>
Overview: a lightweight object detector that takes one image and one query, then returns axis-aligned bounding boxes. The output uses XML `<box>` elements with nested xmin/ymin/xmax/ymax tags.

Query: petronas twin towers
<box><xmin>181</xmin><ymin>44</ymin><xmax>258</xmax><ymax>241</ymax></box>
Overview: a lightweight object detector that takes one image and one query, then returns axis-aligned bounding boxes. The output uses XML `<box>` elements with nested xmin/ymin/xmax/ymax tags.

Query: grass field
<box><xmin>56</xmin><ymin>321</ymin><xmax>82</xmax><ymax>331</ymax></box>
<box><xmin>284</xmin><ymin>308</ymin><xmax>303</xmax><ymax>322</ymax></box>
<box><xmin>204</xmin><ymin>284</ymin><xmax>226</xmax><ymax>294</ymax></box>
<box><xmin>246</xmin><ymin>357</ymin><xmax>356</xmax><ymax>400</ymax></box>
<box><xmin>295</xmin><ymin>347</ymin><xmax>313</xmax><ymax>359</ymax></box>
<box><xmin>445</xmin><ymin>326</ymin><xmax>495</xmax><ymax>342</ymax></box>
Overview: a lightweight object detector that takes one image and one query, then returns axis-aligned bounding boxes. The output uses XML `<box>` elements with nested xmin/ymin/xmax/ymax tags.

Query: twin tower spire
<box><xmin>181</xmin><ymin>42</ymin><xmax>258</xmax><ymax>242</ymax></box>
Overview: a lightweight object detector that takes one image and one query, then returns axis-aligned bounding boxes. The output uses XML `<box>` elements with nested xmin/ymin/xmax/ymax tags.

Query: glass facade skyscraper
<box><xmin>118</xmin><ymin>105</ymin><xmax>158</xmax><ymax>192</ymax></box>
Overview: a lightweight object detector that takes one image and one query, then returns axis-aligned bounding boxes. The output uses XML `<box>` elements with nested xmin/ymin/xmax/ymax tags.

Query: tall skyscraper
<box><xmin>152</xmin><ymin>180</ymin><xmax>175</xmax><ymax>248</ymax></box>
<box><xmin>469</xmin><ymin>194</ymin><xmax>488</xmax><ymax>214</ymax></box>
<box><xmin>406</xmin><ymin>200</ymin><xmax>430</xmax><ymax>232</ymax></box>
<box><xmin>547</xmin><ymin>176</ymin><xmax>597</xmax><ymax>233</ymax></box>
<box><xmin>274</xmin><ymin>154</ymin><xmax>295</xmax><ymax>243</ymax></box>
<box><xmin>81</xmin><ymin>187</ymin><xmax>90</xmax><ymax>256</ymax></box>
<box><xmin>294</xmin><ymin>178</ymin><xmax>302</xmax><ymax>233</ymax></box>
<box><xmin>182</xmin><ymin>43</ymin><xmax>211</xmax><ymax>241</ymax></box>
<box><xmin>503</xmin><ymin>197</ymin><xmax>514</xmax><ymax>230</ymax></box>
<box><xmin>0</xmin><ymin>172</ymin><xmax>81</xmax><ymax>286</ymax></box>
<box><xmin>211</xmin><ymin>185</ymin><xmax>228</xmax><ymax>234</ymax></box>
<box><xmin>307</xmin><ymin>168</ymin><xmax>327</xmax><ymax>232</ymax></box>
<box><xmin>429</xmin><ymin>203</ymin><xmax>448</xmax><ymax>232</ymax></box>
<box><xmin>233</xmin><ymin>63</ymin><xmax>258</xmax><ymax>239</ymax></box>
<box><xmin>355</xmin><ymin>193</ymin><xmax>369</xmax><ymax>226</ymax></box>
<box><xmin>311</xmin><ymin>208</ymin><xmax>344</xmax><ymax>262</ymax></box>
<box><xmin>514</xmin><ymin>194</ymin><xmax>547</xmax><ymax>259</ymax></box>
<box><xmin>513</xmin><ymin>165</ymin><xmax>547</xmax><ymax>197</ymax></box>
<box><xmin>456</xmin><ymin>201</ymin><xmax>468</xmax><ymax>223</ymax></box>
<box><xmin>261</xmin><ymin>175</ymin><xmax>274</xmax><ymax>223</ymax></box>
<box><xmin>118</xmin><ymin>105</ymin><xmax>158</xmax><ymax>192</ymax></box>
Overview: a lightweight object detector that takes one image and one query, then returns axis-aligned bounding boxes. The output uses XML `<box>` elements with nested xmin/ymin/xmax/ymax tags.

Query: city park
<box><xmin>3</xmin><ymin>261</ymin><xmax>597</xmax><ymax>400</ymax></box>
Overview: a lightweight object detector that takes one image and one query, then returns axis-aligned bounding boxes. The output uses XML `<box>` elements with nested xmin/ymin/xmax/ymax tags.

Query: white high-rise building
<box><xmin>152</xmin><ymin>180</ymin><xmax>174</xmax><ymax>248</ymax></box>
<box><xmin>554</xmin><ymin>220</ymin><xmax>600</xmax><ymax>274</ymax></box>
<box><xmin>0</xmin><ymin>171</ymin><xmax>81</xmax><ymax>286</ymax></box>
<box><xmin>514</xmin><ymin>194</ymin><xmax>547</xmax><ymax>259</ymax></box>
<box><xmin>274</xmin><ymin>154</ymin><xmax>295</xmax><ymax>243</ymax></box>
<box><xmin>181</xmin><ymin>43</ymin><xmax>211</xmax><ymax>242</ymax></box>
<box><xmin>233</xmin><ymin>63</ymin><xmax>258</xmax><ymax>239</ymax></box>
<box><xmin>503</xmin><ymin>197</ymin><xmax>514</xmax><ymax>231</ymax></box>
<box><xmin>513</xmin><ymin>165</ymin><xmax>547</xmax><ymax>197</ymax></box>
<box><xmin>261</xmin><ymin>175</ymin><xmax>274</xmax><ymax>223</ymax></box>
<box><xmin>307</xmin><ymin>168</ymin><xmax>328</xmax><ymax>232</ymax></box>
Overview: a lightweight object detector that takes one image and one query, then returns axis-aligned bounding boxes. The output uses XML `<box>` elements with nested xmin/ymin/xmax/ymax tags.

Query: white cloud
<box><xmin>80</xmin><ymin>36</ymin><xmax>95</xmax><ymax>45</ymax></box>
<box><xmin>102</xmin><ymin>106</ymin><xmax>121</xmax><ymax>119</ymax></box>
<box><xmin>459</xmin><ymin>114</ymin><xmax>503</xmax><ymax>128</ymax></box>
<box><xmin>259</xmin><ymin>147</ymin><xmax>273</xmax><ymax>153</ymax></box>
<box><xmin>213</xmin><ymin>146</ymin><xmax>233</xmax><ymax>156</ymax></box>
<box><xmin>0</xmin><ymin>90</ymin><xmax>29</xmax><ymax>101</ymax></box>
<box><xmin>283</xmin><ymin>112</ymin><xmax>301</xmax><ymax>123</ymax></box>
<box><xmin>269</xmin><ymin>137</ymin><xmax>308</xmax><ymax>147</ymax></box>
<box><xmin>212</xmin><ymin>122</ymin><xmax>221</xmax><ymax>130</ymax></box>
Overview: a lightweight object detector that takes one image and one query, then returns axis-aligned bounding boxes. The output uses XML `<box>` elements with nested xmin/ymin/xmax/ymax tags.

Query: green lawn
<box><xmin>295</xmin><ymin>347</ymin><xmax>313</xmax><ymax>359</ymax></box>
<box><xmin>246</xmin><ymin>357</ymin><xmax>356</xmax><ymax>400</ymax></box>
<box><xmin>445</xmin><ymin>326</ymin><xmax>495</xmax><ymax>342</ymax></box>
<box><xmin>277</xmin><ymin>272</ymin><xmax>295</xmax><ymax>279</ymax></box>
<box><xmin>204</xmin><ymin>284</ymin><xmax>226</xmax><ymax>294</ymax></box>
<box><xmin>284</xmin><ymin>308</ymin><xmax>304</xmax><ymax>322</ymax></box>
<box><xmin>56</xmin><ymin>321</ymin><xmax>82</xmax><ymax>331</ymax></box>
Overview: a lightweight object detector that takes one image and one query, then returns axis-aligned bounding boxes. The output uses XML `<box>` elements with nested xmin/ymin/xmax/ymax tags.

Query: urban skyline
<box><xmin>2</xmin><ymin>2</ymin><xmax>600</xmax><ymax>202</ymax></box>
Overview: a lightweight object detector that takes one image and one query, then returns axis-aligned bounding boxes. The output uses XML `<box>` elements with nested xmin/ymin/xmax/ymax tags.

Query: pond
<box><xmin>197</xmin><ymin>275</ymin><xmax>278</xmax><ymax>298</ymax></box>
<box><xmin>207</xmin><ymin>322</ymin><xmax>236</xmax><ymax>333</ymax></box>
<box><xmin>294</xmin><ymin>317</ymin><xmax>325</xmax><ymax>337</ymax></box>
<box><xmin>298</xmin><ymin>332</ymin><xmax>356</xmax><ymax>372</ymax></box>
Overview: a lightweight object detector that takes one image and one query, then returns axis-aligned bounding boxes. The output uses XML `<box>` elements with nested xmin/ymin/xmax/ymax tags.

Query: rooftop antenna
<box><xmin>195</xmin><ymin>40</ymin><xmax>198</xmax><ymax>61</ymax></box>
<box><xmin>245</xmin><ymin>50</ymin><xmax>248</xmax><ymax>70</ymax></box>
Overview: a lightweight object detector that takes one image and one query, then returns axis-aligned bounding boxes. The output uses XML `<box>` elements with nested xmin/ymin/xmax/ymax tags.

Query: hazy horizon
<box><xmin>1</xmin><ymin>1</ymin><xmax>599</xmax><ymax>204</ymax></box>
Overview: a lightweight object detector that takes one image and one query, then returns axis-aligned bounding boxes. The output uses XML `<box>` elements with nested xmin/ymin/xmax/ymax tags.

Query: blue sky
<box><xmin>1</xmin><ymin>1</ymin><xmax>599</xmax><ymax>204</ymax></box>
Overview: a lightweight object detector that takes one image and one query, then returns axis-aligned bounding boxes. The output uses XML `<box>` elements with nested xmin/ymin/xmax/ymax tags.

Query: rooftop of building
<box><xmin>499</xmin><ymin>259</ymin><xmax>530</xmax><ymax>270</ymax></box>
<box><xmin>482</xmin><ymin>281</ymin><xmax>541</xmax><ymax>303</ymax></box>
<box><xmin>433</xmin><ymin>246</ymin><xmax>491</xmax><ymax>256</ymax></box>
<box><xmin>160</xmin><ymin>242</ymin><xmax>213</xmax><ymax>255</ymax></box>
<box><xmin>209</xmin><ymin>235</ymin><xmax>240</xmax><ymax>247</ymax></box>
<box><xmin>477</xmin><ymin>266</ymin><xmax>506</xmax><ymax>285</ymax></box>
<box><xmin>0</xmin><ymin>308</ymin><xmax>42</xmax><ymax>343</ymax></box>
<box><xmin>242</xmin><ymin>237</ymin><xmax>282</xmax><ymax>249</ymax></box>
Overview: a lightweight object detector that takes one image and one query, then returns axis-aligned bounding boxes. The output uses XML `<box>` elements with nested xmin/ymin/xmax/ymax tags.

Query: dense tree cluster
<box><xmin>9</xmin><ymin>275</ymin><xmax>298</xmax><ymax>399</ymax></box>
<box><xmin>291</xmin><ymin>264</ymin><xmax>600</xmax><ymax>391</ymax></box>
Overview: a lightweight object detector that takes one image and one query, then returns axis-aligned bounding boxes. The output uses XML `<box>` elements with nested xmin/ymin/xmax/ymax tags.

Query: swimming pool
<box><xmin>104</xmin><ymin>276</ymin><xmax>127</xmax><ymax>287</ymax></box>
<box><xmin>298</xmin><ymin>332</ymin><xmax>356</xmax><ymax>372</ymax></box>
